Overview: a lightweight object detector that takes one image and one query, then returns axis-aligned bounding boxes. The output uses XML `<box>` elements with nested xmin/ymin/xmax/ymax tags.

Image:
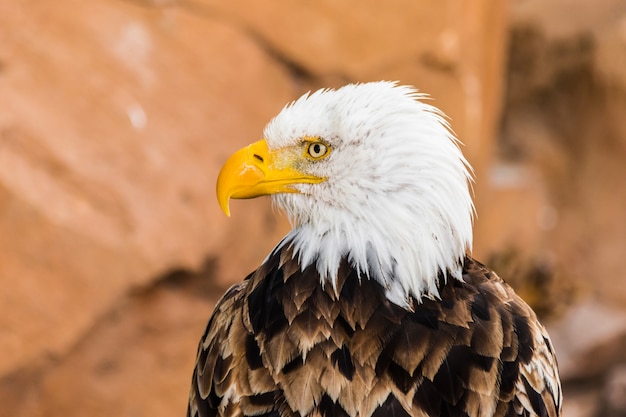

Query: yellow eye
<box><xmin>306</xmin><ymin>141</ymin><xmax>330</xmax><ymax>159</ymax></box>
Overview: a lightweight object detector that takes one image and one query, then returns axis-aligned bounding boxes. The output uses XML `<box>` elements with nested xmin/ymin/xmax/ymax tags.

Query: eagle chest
<box><xmin>228</xmin><ymin>254</ymin><xmax>524</xmax><ymax>417</ymax></box>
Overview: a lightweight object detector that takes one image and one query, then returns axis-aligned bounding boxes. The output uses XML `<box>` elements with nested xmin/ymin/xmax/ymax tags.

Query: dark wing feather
<box><xmin>188</xmin><ymin>247</ymin><xmax>562</xmax><ymax>417</ymax></box>
<box><xmin>188</xmin><ymin>281</ymin><xmax>248</xmax><ymax>417</ymax></box>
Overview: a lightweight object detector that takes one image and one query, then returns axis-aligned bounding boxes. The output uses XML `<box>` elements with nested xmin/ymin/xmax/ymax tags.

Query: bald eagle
<box><xmin>188</xmin><ymin>82</ymin><xmax>562</xmax><ymax>417</ymax></box>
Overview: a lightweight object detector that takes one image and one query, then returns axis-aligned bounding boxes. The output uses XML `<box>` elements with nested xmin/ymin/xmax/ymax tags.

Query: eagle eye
<box><xmin>306</xmin><ymin>141</ymin><xmax>330</xmax><ymax>160</ymax></box>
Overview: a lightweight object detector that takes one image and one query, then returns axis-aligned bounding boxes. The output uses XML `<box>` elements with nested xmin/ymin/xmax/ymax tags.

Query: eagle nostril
<box><xmin>253</xmin><ymin>154</ymin><xmax>264</xmax><ymax>163</ymax></box>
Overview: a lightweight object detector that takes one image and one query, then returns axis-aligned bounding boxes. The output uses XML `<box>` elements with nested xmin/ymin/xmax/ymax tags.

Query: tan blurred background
<box><xmin>1</xmin><ymin>0</ymin><xmax>626</xmax><ymax>416</ymax></box>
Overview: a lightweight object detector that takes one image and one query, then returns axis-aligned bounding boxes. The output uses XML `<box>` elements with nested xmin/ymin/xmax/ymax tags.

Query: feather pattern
<box><xmin>187</xmin><ymin>245</ymin><xmax>562</xmax><ymax>417</ymax></box>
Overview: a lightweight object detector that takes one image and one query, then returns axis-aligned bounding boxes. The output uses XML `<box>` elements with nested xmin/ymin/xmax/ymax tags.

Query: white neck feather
<box><xmin>276</xmin><ymin>175</ymin><xmax>473</xmax><ymax>307</ymax></box>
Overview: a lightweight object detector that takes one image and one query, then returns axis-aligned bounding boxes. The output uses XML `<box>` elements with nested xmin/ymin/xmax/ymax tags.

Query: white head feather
<box><xmin>264</xmin><ymin>81</ymin><xmax>474</xmax><ymax>307</ymax></box>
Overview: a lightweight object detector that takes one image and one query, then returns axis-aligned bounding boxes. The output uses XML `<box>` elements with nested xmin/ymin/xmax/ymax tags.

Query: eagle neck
<box><xmin>278</xmin><ymin>208</ymin><xmax>469</xmax><ymax>308</ymax></box>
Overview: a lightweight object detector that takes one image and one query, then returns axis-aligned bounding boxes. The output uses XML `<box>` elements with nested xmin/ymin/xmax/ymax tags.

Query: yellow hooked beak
<box><xmin>216</xmin><ymin>139</ymin><xmax>325</xmax><ymax>216</ymax></box>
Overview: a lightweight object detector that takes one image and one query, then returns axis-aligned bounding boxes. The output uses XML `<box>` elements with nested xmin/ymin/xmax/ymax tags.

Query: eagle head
<box><xmin>216</xmin><ymin>81</ymin><xmax>474</xmax><ymax>306</ymax></box>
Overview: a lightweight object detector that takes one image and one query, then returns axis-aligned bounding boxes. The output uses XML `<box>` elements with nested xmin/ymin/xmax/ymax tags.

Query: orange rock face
<box><xmin>3</xmin><ymin>0</ymin><xmax>625</xmax><ymax>416</ymax></box>
<box><xmin>0</xmin><ymin>0</ymin><xmax>293</xmax><ymax>374</ymax></box>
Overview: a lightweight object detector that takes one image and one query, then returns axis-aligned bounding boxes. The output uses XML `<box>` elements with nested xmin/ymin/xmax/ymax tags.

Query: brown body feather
<box><xmin>188</xmin><ymin>245</ymin><xmax>562</xmax><ymax>417</ymax></box>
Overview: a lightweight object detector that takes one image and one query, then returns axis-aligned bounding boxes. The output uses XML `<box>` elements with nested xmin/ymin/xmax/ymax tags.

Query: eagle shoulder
<box><xmin>187</xmin><ymin>279</ymin><xmax>249</xmax><ymax>417</ymax></box>
<box><xmin>460</xmin><ymin>258</ymin><xmax>562</xmax><ymax>416</ymax></box>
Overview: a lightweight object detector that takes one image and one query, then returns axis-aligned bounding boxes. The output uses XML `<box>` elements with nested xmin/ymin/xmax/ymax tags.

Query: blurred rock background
<box><xmin>0</xmin><ymin>0</ymin><xmax>625</xmax><ymax>416</ymax></box>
